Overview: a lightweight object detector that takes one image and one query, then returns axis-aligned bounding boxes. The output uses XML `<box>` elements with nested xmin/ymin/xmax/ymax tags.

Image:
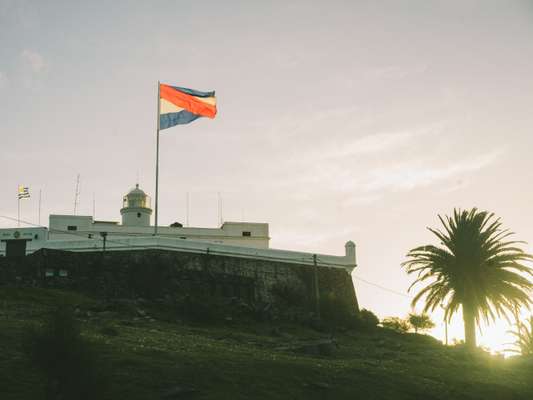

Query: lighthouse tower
<box><xmin>120</xmin><ymin>184</ymin><xmax>152</xmax><ymax>227</ymax></box>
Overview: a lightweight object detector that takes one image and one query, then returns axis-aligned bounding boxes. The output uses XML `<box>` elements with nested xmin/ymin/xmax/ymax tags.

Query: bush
<box><xmin>353</xmin><ymin>308</ymin><xmax>379</xmax><ymax>331</ymax></box>
<box><xmin>270</xmin><ymin>280</ymin><xmax>308</xmax><ymax>308</ymax></box>
<box><xmin>177</xmin><ymin>294</ymin><xmax>224</xmax><ymax>323</ymax></box>
<box><xmin>23</xmin><ymin>306</ymin><xmax>108</xmax><ymax>399</ymax></box>
<box><xmin>320</xmin><ymin>292</ymin><xmax>357</xmax><ymax>328</ymax></box>
<box><xmin>381</xmin><ymin>316</ymin><xmax>411</xmax><ymax>333</ymax></box>
<box><xmin>129</xmin><ymin>263</ymin><xmax>170</xmax><ymax>299</ymax></box>
<box><xmin>100</xmin><ymin>322</ymin><xmax>119</xmax><ymax>337</ymax></box>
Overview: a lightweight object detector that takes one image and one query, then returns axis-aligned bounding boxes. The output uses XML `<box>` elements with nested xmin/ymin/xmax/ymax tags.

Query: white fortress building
<box><xmin>0</xmin><ymin>185</ymin><xmax>356</xmax><ymax>270</ymax></box>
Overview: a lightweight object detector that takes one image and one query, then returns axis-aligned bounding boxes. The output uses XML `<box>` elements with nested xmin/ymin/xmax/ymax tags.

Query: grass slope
<box><xmin>0</xmin><ymin>287</ymin><xmax>532</xmax><ymax>400</ymax></box>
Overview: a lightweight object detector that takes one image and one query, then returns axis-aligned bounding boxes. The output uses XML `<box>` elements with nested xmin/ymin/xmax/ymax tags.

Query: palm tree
<box><xmin>402</xmin><ymin>208</ymin><xmax>533</xmax><ymax>349</ymax></box>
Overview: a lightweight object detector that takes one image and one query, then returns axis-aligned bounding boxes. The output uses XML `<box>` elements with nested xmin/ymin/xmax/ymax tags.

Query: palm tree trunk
<box><xmin>463</xmin><ymin>304</ymin><xmax>476</xmax><ymax>348</ymax></box>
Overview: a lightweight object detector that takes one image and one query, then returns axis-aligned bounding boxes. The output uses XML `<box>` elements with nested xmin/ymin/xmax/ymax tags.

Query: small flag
<box><xmin>159</xmin><ymin>84</ymin><xmax>217</xmax><ymax>130</ymax></box>
<box><xmin>18</xmin><ymin>185</ymin><xmax>30</xmax><ymax>199</ymax></box>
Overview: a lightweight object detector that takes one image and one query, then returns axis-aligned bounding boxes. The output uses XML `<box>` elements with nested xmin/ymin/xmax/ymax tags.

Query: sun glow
<box><xmin>428</xmin><ymin>308</ymin><xmax>527</xmax><ymax>356</ymax></box>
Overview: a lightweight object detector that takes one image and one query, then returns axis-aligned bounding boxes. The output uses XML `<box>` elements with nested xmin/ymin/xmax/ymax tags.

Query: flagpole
<box><xmin>154</xmin><ymin>81</ymin><xmax>160</xmax><ymax>235</ymax></box>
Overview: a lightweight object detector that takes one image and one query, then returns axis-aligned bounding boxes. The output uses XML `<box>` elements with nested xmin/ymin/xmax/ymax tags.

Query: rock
<box><xmin>286</xmin><ymin>339</ymin><xmax>338</xmax><ymax>356</ymax></box>
<box><xmin>100</xmin><ymin>325</ymin><xmax>119</xmax><ymax>336</ymax></box>
<box><xmin>298</xmin><ymin>343</ymin><xmax>320</xmax><ymax>356</ymax></box>
<box><xmin>280</xmin><ymin>332</ymin><xmax>295</xmax><ymax>340</ymax></box>
<box><xmin>309</xmin><ymin>382</ymin><xmax>331</xmax><ymax>390</ymax></box>
<box><xmin>136</xmin><ymin>308</ymin><xmax>147</xmax><ymax>317</ymax></box>
<box><xmin>96</xmin><ymin>311</ymin><xmax>116</xmax><ymax>318</ymax></box>
<box><xmin>114</xmin><ymin>298</ymin><xmax>136</xmax><ymax>306</ymax></box>
<box><xmin>161</xmin><ymin>385</ymin><xmax>197</xmax><ymax>398</ymax></box>
<box><xmin>270</xmin><ymin>327</ymin><xmax>282</xmax><ymax>337</ymax></box>
<box><xmin>317</xmin><ymin>341</ymin><xmax>336</xmax><ymax>356</ymax></box>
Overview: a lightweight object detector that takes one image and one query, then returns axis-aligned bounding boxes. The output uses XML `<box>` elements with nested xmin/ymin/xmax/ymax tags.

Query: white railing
<box><xmin>39</xmin><ymin>236</ymin><xmax>357</xmax><ymax>271</ymax></box>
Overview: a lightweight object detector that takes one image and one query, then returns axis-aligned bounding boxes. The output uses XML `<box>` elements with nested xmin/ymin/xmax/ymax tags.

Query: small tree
<box><xmin>381</xmin><ymin>316</ymin><xmax>410</xmax><ymax>333</ymax></box>
<box><xmin>408</xmin><ymin>312</ymin><xmax>435</xmax><ymax>333</ymax></box>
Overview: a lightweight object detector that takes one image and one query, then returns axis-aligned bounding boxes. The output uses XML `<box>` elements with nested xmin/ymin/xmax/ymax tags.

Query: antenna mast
<box><xmin>73</xmin><ymin>174</ymin><xmax>80</xmax><ymax>215</ymax></box>
<box><xmin>38</xmin><ymin>189</ymin><xmax>42</xmax><ymax>225</ymax></box>
<box><xmin>186</xmin><ymin>192</ymin><xmax>190</xmax><ymax>227</ymax></box>
<box><xmin>218</xmin><ymin>192</ymin><xmax>223</xmax><ymax>226</ymax></box>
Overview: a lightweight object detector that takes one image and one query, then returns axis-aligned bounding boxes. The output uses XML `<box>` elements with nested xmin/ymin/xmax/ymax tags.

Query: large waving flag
<box><xmin>159</xmin><ymin>84</ymin><xmax>217</xmax><ymax>130</ymax></box>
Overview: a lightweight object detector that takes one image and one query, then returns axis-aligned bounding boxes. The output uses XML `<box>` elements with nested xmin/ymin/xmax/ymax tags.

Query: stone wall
<box><xmin>0</xmin><ymin>248</ymin><xmax>359</xmax><ymax>313</ymax></box>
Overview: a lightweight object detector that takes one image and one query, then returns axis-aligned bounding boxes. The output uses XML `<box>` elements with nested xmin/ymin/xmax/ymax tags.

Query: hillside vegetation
<box><xmin>1</xmin><ymin>287</ymin><xmax>532</xmax><ymax>400</ymax></box>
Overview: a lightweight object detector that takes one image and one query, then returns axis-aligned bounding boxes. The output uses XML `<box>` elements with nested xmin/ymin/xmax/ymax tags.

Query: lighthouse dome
<box><xmin>122</xmin><ymin>184</ymin><xmax>151</xmax><ymax>209</ymax></box>
<box><xmin>128</xmin><ymin>184</ymin><xmax>146</xmax><ymax>196</ymax></box>
<box><xmin>120</xmin><ymin>184</ymin><xmax>152</xmax><ymax>226</ymax></box>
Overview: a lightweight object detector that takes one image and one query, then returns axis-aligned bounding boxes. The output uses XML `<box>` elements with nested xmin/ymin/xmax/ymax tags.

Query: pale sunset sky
<box><xmin>1</xmin><ymin>0</ymin><xmax>532</xmax><ymax>352</ymax></box>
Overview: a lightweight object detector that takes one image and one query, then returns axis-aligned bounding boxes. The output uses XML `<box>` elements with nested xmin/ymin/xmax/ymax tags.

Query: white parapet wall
<box><xmin>40</xmin><ymin>235</ymin><xmax>357</xmax><ymax>272</ymax></box>
<box><xmin>47</xmin><ymin>215</ymin><xmax>270</xmax><ymax>249</ymax></box>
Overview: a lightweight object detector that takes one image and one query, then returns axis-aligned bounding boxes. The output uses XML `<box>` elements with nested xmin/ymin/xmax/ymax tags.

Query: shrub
<box><xmin>178</xmin><ymin>294</ymin><xmax>224</xmax><ymax>323</ymax></box>
<box><xmin>353</xmin><ymin>308</ymin><xmax>379</xmax><ymax>330</ymax></box>
<box><xmin>23</xmin><ymin>306</ymin><xmax>108</xmax><ymax>399</ymax></box>
<box><xmin>270</xmin><ymin>280</ymin><xmax>308</xmax><ymax>308</ymax></box>
<box><xmin>381</xmin><ymin>316</ymin><xmax>411</xmax><ymax>333</ymax></box>
<box><xmin>320</xmin><ymin>292</ymin><xmax>356</xmax><ymax>327</ymax></box>
<box><xmin>128</xmin><ymin>263</ymin><xmax>170</xmax><ymax>299</ymax></box>
<box><xmin>100</xmin><ymin>323</ymin><xmax>119</xmax><ymax>337</ymax></box>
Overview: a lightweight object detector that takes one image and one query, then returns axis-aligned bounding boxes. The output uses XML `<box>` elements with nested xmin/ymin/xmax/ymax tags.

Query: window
<box><xmin>88</xmin><ymin>234</ymin><xmax>93</xmax><ymax>239</ymax></box>
<box><xmin>59</xmin><ymin>270</ymin><xmax>68</xmax><ymax>277</ymax></box>
<box><xmin>242</xmin><ymin>231</ymin><xmax>251</xmax><ymax>237</ymax></box>
<box><xmin>137</xmin><ymin>212</ymin><xmax>141</xmax><ymax>218</ymax></box>
<box><xmin>67</xmin><ymin>226</ymin><xmax>77</xmax><ymax>231</ymax></box>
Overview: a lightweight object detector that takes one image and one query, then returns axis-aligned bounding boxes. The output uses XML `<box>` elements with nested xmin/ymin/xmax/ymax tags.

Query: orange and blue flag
<box><xmin>159</xmin><ymin>84</ymin><xmax>217</xmax><ymax>130</ymax></box>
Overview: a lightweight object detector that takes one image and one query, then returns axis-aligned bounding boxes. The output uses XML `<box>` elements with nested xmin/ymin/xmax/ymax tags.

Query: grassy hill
<box><xmin>1</xmin><ymin>287</ymin><xmax>532</xmax><ymax>400</ymax></box>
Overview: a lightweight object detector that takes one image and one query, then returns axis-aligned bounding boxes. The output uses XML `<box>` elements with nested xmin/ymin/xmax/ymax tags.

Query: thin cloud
<box><xmin>20</xmin><ymin>49</ymin><xmax>47</xmax><ymax>72</ymax></box>
<box><xmin>341</xmin><ymin>193</ymin><xmax>384</xmax><ymax>207</ymax></box>
<box><xmin>266</xmin><ymin>104</ymin><xmax>363</xmax><ymax>140</ymax></box>
<box><xmin>270</xmin><ymin>147</ymin><xmax>504</xmax><ymax>198</ymax></box>
<box><xmin>273</xmin><ymin>226</ymin><xmax>358</xmax><ymax>250</ymax></box>
<box><xmin>364</xmin><ymin>64</ymin><xmax>429</xmax><ymax>80</ymax></box>
<box><xmin>360</xmin><ymin>150</ymin><xmax>504</xmax><ymax>193</ymax></box>
<box><xmin>318</xmin><ymin>122</ymin><xmax>447</xmax><ymax>161</ymax></box>
<box><xmin>0</xmin><ymin>71</ymin><xmax>7</xmax><ymax>88</ymax></box>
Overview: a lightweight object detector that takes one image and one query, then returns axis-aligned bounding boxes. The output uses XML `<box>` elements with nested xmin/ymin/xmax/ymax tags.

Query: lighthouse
<box><xmin>120</xmin><ymin>184</ymin><xmax>152</xmax><ymax>227</ymax></box>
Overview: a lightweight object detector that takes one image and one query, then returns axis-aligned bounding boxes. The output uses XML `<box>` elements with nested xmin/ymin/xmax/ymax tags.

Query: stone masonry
<box><xmin>0</xmin><ymin>248</ymin><xmax>359</xmax><ymax>313</ymax></box>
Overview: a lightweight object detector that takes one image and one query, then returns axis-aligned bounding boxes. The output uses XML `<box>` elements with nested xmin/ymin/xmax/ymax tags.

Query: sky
<box><xmin>1</xmin><ymin>0</ymin><xmax>532</xmax><ymax>352</ymax></box>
